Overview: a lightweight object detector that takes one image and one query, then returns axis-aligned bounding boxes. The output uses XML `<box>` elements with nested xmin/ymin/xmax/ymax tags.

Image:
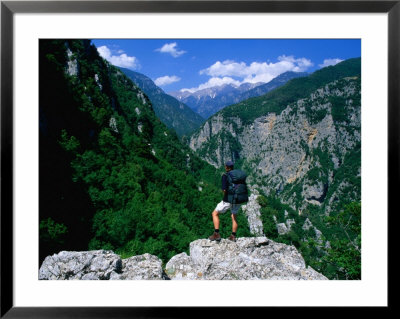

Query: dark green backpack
<box><xmin>226</xmin><ymin>169</ymin><xmax>249</xmax><ymax>204</ymax></box>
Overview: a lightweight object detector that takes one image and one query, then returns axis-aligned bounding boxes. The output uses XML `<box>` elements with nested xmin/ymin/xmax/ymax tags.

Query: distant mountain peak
<box><xmin>169</xmin><ymin>71</ymin><xmax>308</xmax><ymax>119</ymax></box>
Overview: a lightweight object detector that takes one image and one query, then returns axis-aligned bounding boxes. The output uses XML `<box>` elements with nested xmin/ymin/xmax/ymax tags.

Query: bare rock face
<box><xmin>189</xmin><ymin>77</ymin><xmax>361</xmax><ymax>215</ymax></box>
<box><xmin>39</xmin><ymin>251</ymin><xmax>164</xmax><ymax>280</ymax></box>
<box><xmin>165</xmin><ymin>237</ymin><xmax>327</xmax><ymax>280</ymax></box>
<box><xmin>39</xmin><ymin>250</ymin><xmax>122</xmax><ymax>280</ymax></box>
<box><xmin>66</xmin><ymin>48</ymin><xmax>79</xmax><ymax>77</ymax></box>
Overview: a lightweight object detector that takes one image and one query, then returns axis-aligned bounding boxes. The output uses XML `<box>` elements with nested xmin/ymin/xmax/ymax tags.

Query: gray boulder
<box><xmin>39</xmin><ymin>251</ymin><xmax>164</xmax><ymax>280</ymax></box>
<box><xmin>110</xmin><ymin>253</ymin><xmax>164</xmax><ymax>280</ymax></box>
<box><xmin>165</xmin><ymin>237</ymin><xmax>327</xmax><ymax>280</ymax></box>
<box><xmin>39</xmin><ymin>250</ymin><xmax>122</xmax><ymax>280</ymax></box>
<box><xmin>277</xmin><ymin>223</ymin><xmax>289</xmax><ymax>235</ymax></box>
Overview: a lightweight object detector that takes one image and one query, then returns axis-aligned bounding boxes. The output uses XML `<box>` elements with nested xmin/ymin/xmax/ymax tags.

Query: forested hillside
<box><xmin>39</xmin><ymin>40</ymin><xmax>252</xmax><ymax>265</ymax></box>
<box><xmin>119</xmin><ymin>67</ymin><xmax>204</xmax><ymax>138</ymax></box>
<box><xmin>220</xmin><ymin>58</ymin><xmax>361</xmax><ymax>124</ymax></box>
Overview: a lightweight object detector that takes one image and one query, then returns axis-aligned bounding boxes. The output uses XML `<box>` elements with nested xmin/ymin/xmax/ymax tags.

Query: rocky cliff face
<box><xmin>39</xmin><ymin>237</ymin><xmax>327</xmax><ymax>280</ymax></box>
<box><xmin>189</xmin><ymin>76</ymin><xmax>361</xmax><ymax>215</ymax></box>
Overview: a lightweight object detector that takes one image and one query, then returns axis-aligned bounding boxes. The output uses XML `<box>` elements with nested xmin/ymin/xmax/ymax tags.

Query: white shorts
<box><xmin>215</xmin><ymin>201</ymin><xmax>241</xmax><ymax>215</ymax></box>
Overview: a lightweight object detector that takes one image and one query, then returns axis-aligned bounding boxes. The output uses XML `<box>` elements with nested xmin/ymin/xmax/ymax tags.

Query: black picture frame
<box><xmin>1</xmin><ymin>0</ymin><xmax>396</xmax><ymax>317</ymax></box>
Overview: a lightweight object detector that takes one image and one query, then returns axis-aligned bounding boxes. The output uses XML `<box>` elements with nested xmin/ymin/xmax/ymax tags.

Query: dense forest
<box><xmin>39</xmin><ymin>40</ymin><xmax>252</xmax><ymax>266</ymax></box>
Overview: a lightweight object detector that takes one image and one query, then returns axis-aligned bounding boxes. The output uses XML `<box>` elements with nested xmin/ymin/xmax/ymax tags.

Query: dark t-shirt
<box><xmin>221</xmin><ymin>173</ymin><xmax>229</xmax><ymax>202</ymax></box>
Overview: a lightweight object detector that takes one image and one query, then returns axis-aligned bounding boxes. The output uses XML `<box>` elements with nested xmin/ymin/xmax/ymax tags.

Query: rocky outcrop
<box><xmin>165</xmin><ymin>237</ymin><xmax>327</xmax><ymax>280</ymax></box>
<box><xmin>109</xmin><ymin>117</ymin><xmax>118</xmax><ymax>133</ymax></box>
<box><xmin>276</xmin><ymin>218</ymin><xmax>297</xmax><ymax>235</ymax></box>
<box><xmin>39</xmin><ymin>250</ymin><xmax>122</xmax><ymax>280</ymax></box>
<box><xmin>39</xmin><ymin>238</ymin><xmax>328</xmax><ymax>280</ymax></box>
<box><xmin>66</xmin><ymin>48</ymin><xmax>78</xmax><ymax>77</ymax></box>
<box><xmin>302</xmin><ymin>218</ymin><xmax>330</xmax><ymax>249</ymax></box>
<box><xmin>110</xmin><ymin>254</ymin><xmax>164</xmax><ymax>280</ymax></box>
<box><xmin>39</xmin><ymin>250</ymin><xmax>164</xmax><ymax>280</ymax></box>
<box><xmin>241</xmin><ymin>188</ymin><xmax>265</xmax><ymax>237</ymax></box>
<box><xmin>277</xmin><ymin>223</ymin><xmax>289</xmax><ymax>235</ymax></box>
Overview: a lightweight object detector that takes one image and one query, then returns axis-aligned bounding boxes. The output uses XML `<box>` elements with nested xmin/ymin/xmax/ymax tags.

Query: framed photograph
<box><xmin>1</xmin><ymin>0</ymin><xmax>395</xmax><ymax>316</ymax></box>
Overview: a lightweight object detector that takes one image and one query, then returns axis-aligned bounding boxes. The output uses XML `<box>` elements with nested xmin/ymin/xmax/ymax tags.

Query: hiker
<box><xmin>208</xmin><ymin>160</ymin><xmax>248</xmax><ymax>242</ymax></box>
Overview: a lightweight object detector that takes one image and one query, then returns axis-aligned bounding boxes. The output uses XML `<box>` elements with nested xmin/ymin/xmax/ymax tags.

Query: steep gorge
<box><xmin>189</xmin><ymin>62</ymin><xmax>361</xmax><ymax>216</ymax></box>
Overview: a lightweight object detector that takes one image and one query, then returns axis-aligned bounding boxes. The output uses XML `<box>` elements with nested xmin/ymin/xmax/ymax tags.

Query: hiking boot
<box><xmin>208</xmin><ymin>232</ymin><xmax>221</xmax><ymax>242</ymax></box>
<box><xmin>227</xmin><ymin>234</ymin><xmax>237</xmax><ymax>242</ymax></box>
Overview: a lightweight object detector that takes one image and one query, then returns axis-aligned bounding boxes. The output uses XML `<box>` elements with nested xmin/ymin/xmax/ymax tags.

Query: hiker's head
<box><xmin>225</xmin><ymin>161</ymin><xmax>234</xmax><ymax>171</ymax></box>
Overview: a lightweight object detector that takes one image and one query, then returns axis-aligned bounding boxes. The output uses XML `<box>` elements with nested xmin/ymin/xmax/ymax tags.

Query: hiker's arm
<box><xmin>222</xmin><ymin>175</ymin><xmax>228</xmax><ymax>194</ymax></box>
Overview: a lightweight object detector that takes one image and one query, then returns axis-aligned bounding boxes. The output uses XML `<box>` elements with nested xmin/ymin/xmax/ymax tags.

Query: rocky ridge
<box><xmin>39</xmin><ymin>237</ymin><xmax>327</xmax><ymax>280</ymax></box>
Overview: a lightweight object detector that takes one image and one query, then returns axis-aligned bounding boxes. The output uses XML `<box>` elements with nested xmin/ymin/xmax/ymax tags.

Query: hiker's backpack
<box><xmin>225</xmin><ymin>169</ymin><xmax>249</xmax><ymax>204</ymax></box>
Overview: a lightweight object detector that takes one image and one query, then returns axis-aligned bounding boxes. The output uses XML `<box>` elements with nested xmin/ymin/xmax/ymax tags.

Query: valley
<box><xmin>39</xmin><ymin>39</ymin><xmax>361</xmax><ymax>280</ymax></box>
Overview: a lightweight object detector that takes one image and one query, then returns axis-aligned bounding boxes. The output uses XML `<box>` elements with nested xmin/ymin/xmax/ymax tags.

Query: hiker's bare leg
<box><xmin>212</xmin><ymin>210</ymin><xmax>220</xmax><ymax>230</ymax></box>
<box><xmin>231</xmin><ymin>213</ymin><xmax>238</xmax><ymax>233</ymax></box>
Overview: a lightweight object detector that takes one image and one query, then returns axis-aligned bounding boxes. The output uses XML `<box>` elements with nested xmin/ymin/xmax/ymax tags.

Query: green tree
<box><xmin>39</xmin><ymin>218</ymin><xmax>69</xmax><ymax>258</ymax></box>
<box><xmin>322</xmin><ymin>202</ymin><xmax>361</xmax><ymax>279</ymax></box>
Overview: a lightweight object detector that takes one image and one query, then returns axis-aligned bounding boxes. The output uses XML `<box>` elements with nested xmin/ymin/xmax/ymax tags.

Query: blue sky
<box><xmin>91</xmin><ymin>39</ymin><xmax>361</xmax><ymax>93</ymax></box>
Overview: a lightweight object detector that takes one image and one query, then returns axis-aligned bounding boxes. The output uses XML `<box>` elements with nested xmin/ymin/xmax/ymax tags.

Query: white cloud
<box><xmin>200</xmin><ymin>56</ymin><xmax>313</xmax><ymax>84</ymax></box>
<box><xmin>181</xmin><ymin>77</ymin><xmax>241</xmax><ymax>93</ymax></box>
<box><xmin>154</xmin><ymin>75</ymin><xmax>181</xmax><ymax>86</ymax></box>
<box><xmin>278</xmin><ymin>55</ymin><xmax>314</xmax><ymax>71</ymax></box>
<box><xmin>155</xmin><ymin>42</ymin><xmax>186</xmax><ymax>58</ymax></box>
<box><xmin>97</xmin><ymin>46</ymin><xmax>139</xmax><ymax>69</ymax></box>
<box><xmin>319</xmin><ymin>58</ymin><xmax>344</xmax><ymax>68</ymax></box>
<box><xmin>185</xmin><ymin>55</ymin><xmax>314</xmax><ymax>93</ymax></box>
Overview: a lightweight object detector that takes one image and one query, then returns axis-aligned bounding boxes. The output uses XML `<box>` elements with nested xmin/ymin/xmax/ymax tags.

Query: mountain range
<box><xmin>169</xmin><ymin>71</ymin><xmax>308</xmax><ymax>119</ymax></box>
